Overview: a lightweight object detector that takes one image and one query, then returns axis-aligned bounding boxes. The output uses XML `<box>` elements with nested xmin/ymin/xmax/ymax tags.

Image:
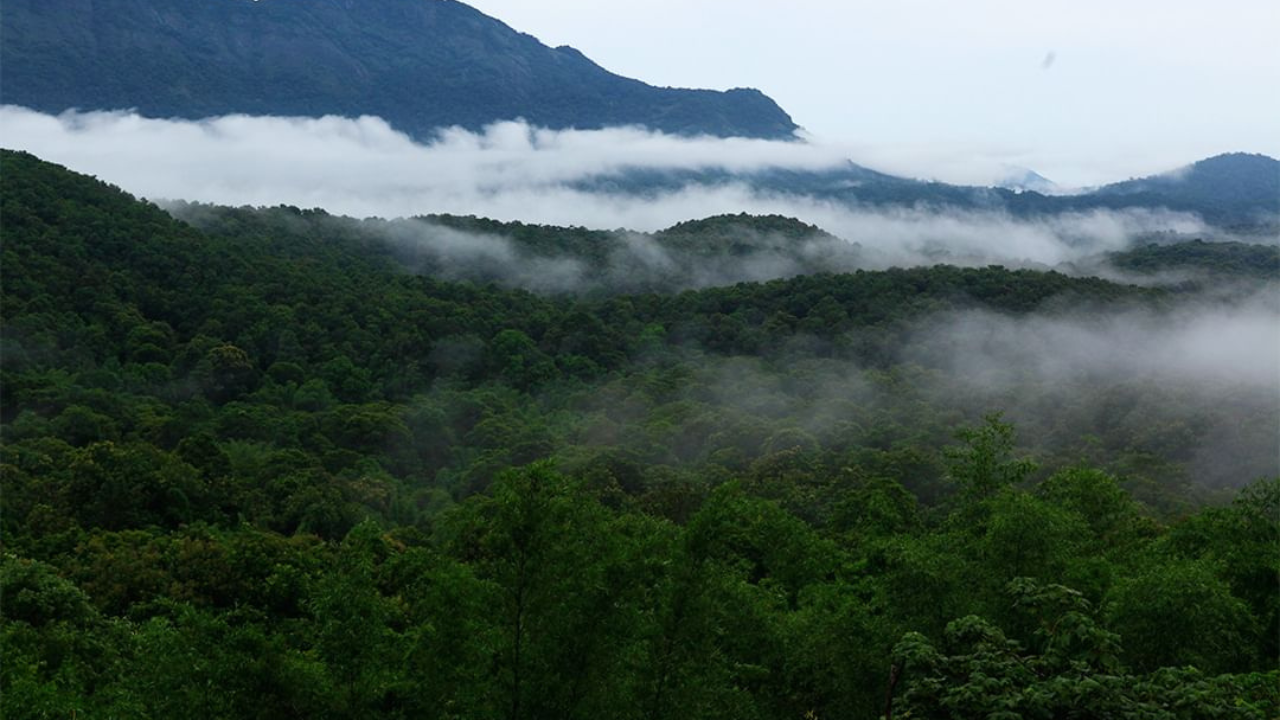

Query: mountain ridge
<box><xmin>0</xmin><ymin>0</ymin><xmax>798</xmax><ymax>140</ymax></box>
<box><xmin>1097</xmin><ymin>153</ymin><xmax>1279</xmax><ymax>201</ymax></box>
<box><xmin>571</xmin><ymin>152</ymin><xmax>1280</xmax><ymax>229</ymax></box>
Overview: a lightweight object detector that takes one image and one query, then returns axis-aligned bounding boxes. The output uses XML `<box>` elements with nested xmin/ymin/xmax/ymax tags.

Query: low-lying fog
<box><xmin>1</xmin><ymin>105</ymin><xmax>1222</xmax><ymax>273</ymax></box>
<box><xmin>613</xmin><ymin>293</ymin><xmax>1280</xmax><ymax>490</ymax></box>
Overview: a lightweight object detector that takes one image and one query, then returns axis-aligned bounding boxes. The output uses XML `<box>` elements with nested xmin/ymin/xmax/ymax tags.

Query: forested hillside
<box><xmin>171</xmin><ymin>202</ymin><xmax>1280</xmax><ymax>296</ymax></box>
<box><xmin>2</xmin><ymin>150</ymin><xmax>1277</xmax><ymax>718</ymax></box>
<box><xmin>1096</xmin><ymin>153</ymin><xmax>1280</xmax><ymax>223</ymax></box>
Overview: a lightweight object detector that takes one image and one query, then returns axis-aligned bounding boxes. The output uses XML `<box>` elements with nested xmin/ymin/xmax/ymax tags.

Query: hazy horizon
<box><xmin>466</xmin><ymin>0</ymin><xmax>1280</xmax><ymax>187</ymax></box>
<box><xmin>1</xmin><ymin>106</ymin><xmax>1238</xmax><ymax>248</ymax></box>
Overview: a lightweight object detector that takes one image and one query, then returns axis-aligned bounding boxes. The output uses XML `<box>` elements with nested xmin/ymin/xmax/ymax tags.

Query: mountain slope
<box><xmin>1095</xmin><ymin>153</ymin><xmax>1280</xmax><ymax>221</ymax></box>
<box><xmin>0</xmin><ymin>0</ymin><xmax>797</xmax><ymax>140</ymax></box>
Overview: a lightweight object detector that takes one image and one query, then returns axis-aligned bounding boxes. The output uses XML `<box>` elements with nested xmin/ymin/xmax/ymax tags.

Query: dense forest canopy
<box><xmin>2</xmin><ymin>149</ymin><xmax>1277</xmax><ymax>718</ymax></box>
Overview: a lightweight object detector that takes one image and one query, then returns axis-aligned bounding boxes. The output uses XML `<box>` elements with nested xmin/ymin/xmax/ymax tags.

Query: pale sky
<box><xmin>465</xmin><ymin>0</ymin><xmax>1280</xmax><ymax>186</ymax></box>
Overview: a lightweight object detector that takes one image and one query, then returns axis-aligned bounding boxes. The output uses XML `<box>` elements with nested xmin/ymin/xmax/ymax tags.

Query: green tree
<box><xmin>890</xmin><ymin>579</ymin><xmax>1274</xmax><ymax>720</ymax></box>
<box><xmin>308</xmin><ymin>522</ymin><xmax>398</xmax><ymax>715</ymax></box>
<box><xmin>201</xmin><ymin>344</ymin><xmax>259</xmax><ymax>402</ymax></box>
<box><xmin>1105</xmin><ymin>558</ymin><xmax>1257</xmax><ymax>673</ymax></box>
<box><xmin>449</xmin><ymin>462</ymin><xmax>637</xmax><ymax>720</ymax></box>
<box><xmin>944</xmin><ymin>413</ymin><xmax>1038</xmax><ymax>506</ymax></box>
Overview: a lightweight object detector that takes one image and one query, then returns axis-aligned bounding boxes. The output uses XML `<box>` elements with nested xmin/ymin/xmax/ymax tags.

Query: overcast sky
<box><xmin>465</xmin><ymin>0</ymin><xmax>1280</xmax><ymax>186</ymax></box>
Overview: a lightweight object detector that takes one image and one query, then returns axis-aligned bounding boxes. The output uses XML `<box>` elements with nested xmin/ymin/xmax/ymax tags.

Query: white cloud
<box><xmin>2</xmin><ymin>105</ymin><xmax>1211</xmax><ymax>270</ymax></box>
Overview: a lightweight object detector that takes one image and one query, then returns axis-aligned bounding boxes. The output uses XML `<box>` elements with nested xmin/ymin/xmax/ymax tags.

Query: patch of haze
<box><xmin>592</xmin><ymin>289</ymin><xmax>1279</xmax><ymax>490</ymax></box>
<box><xmin>171</xmin><ymin>204</ymin><xmax>862</xmax><ymax>294</ymax></box>
<box><xmin>620</xmin><ymin>225</ymin><xmax>865</xmax><ymax>291</ymax></box>
<box><xmin>898</xmin><ymin>293</ymin><xmax>1280</xmax><ymax>486</ymax></box>
<box><xmin>549</xmin><ymin>201</ymin><xmax>1207</xmax><ymax>280</ymax></box>
<box><xmin>182</xmin><ymin>198</ymin><xmax>1211</xmax><ymax>294</ymax></box>
<box><xmin>806</xmin><ymin>205</ymin><xmax>1206</xmax><ymax>268</ymax></box>
<box><xmin>380</xmin><ymin>220</ymin><xmax>591</xmax><ymax>293</ymax></box>
<box><xmin>1059</xmin><ymin>263</ymin><xmax>1274</xmax><ymax>297</ymax></box>
<box><xmin>636</xmin><ymin>291</ymin><xmax>1280</xmax><ymax>488</ymax></box>
<box><xmin>178</xmin><ymin>200</ymin><xmax>1214</xmax><ymax>295</ymax></box>
<box><xmin>691</xmin><ymin>355</ymin><xmax>880</xmax><ymax>444</ymax></box>
<box><xmin>902</xmin><ymin>294</ymin><xmax>1280</xmax><ymax>389</ymax></box>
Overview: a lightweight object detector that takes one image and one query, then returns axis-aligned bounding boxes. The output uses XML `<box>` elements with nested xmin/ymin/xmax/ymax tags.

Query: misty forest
<box><xmin>2</xmin><ymin>0</ymin><xmax>1280</xmax><ymax>719</ymax></box>
<box><xmin>3</xmin><ymin>146</ymin><xmax>1278</xmax><ymax>718</ymax></box>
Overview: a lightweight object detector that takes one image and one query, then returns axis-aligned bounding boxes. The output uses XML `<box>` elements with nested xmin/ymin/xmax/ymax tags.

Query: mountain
<box><xmin>0</xmin><ymin>0</ymin><xmax>797</xmax><ymax>140</ymax></box>
<box><xmin>573</xmin><ymin>154</ymin><xmax>1280</xmax><ymax>229</ymax></box>
<box><xmin>996</xmin><ymin>167</ymin><xmax>1060</xmax><ymax>194</ymax></box>
<box><xmin>1095</xmin><ymin>153</ymin><xmax>1280</xmax><ymax>222</ymax></box>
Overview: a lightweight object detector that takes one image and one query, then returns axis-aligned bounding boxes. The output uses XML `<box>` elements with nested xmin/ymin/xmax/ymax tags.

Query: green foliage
<box><xmin>891</xmin><ymin>579</ymin><xmax>1277</xmax><ymax>720</ymax></box>
<box><xmin>1104</xmin><ymin>558</ymin><xmax>1258</xmax><ymax>673</ymax></box>
<box><xmin>1</xmin><ymin>150</ymin><xmax>1276</xmax><ymax>718</ymax></box>
<box><xmin>945</xmin><ymin>413</ymin><xmax>1038</xmax><ymax>504</ymax></box>
<box><xmin>1109</xmin><ymin>239</ymin><xmax>1280</xmax><ymax>279</ymax></box>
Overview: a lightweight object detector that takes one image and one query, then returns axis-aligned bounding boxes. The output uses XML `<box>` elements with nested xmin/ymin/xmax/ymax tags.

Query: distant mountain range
<box><xmin>0</xmin><ymin>0</ymin><xmax>797</xmax><ymax>140</ymax></box>
<box><xmin>576</xmin><ymin>153</ymin><xmax>1280</xmax><ymax>229</ymax></box>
